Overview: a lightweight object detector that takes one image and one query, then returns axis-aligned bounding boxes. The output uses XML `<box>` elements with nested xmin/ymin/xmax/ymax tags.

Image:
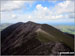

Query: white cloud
<box><xmin>28</xmin><ymin>15</ymin><xmax>32</xmax><ymax>19</ymax></box>
<box><xmin>1</xmin><ymin>0</ymin><xmax>74</xmax><ymax>23</ymax></box>
<box><xmin>1</xmin><ymin>1</ymin><xmax>24</xmax><ymax>11</ymax></box>
<box><xmin>11</xmin><ymin>14</ymin><xmax>17</xmax><ymax>18</ymax></box>
<box><xmin>54</xmin><ymin>1</ymin><xmax>74</xmax><ymax>14</ymax></box>
<box><xmin>1</xmin><ymin>0</ymin><xmax>34</xmax><ymax>11</ymax></box>
<box><xmin>52</xmin><ymin>15</ymin><xmax>63</xmax><ymax>19</ymax></box>
<box><xmin>32</xmin><ymin>4</ymin><xmax>65</xmax><ymax>21</ymax></box>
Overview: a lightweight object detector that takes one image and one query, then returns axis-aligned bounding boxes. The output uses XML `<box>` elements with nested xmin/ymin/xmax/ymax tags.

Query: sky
<box><xmin>0</xmin><ymin>0</ymin><xmax>75</xmax><ymax>25</ymax></box>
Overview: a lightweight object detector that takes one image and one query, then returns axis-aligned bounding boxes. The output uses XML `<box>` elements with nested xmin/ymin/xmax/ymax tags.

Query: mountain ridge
<box><xmin>1</xmin><ymin>21</ymin><xmax>74</xmax><ymax>55</ymax></box>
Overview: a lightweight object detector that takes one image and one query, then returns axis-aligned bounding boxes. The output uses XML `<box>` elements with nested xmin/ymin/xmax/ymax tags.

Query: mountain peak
<box><xmin>1</xmin><ymin>21</ymin><xmax>74</xmax><ymax>55</ymax></box>
<box><xmin>26</xmin><ymin>21</ymin><xmax>36</xmax><ymax>24</ymax></box>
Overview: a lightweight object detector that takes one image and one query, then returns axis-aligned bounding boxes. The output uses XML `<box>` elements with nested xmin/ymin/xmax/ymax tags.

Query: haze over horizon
<box><xmin>1</xmin><ymin>0</ymin><xmax>75</xmax><ymax>25</ymax></box>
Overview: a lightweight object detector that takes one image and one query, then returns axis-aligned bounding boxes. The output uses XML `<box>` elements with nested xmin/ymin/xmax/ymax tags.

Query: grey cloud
<box><xmin>69</xmin><ymin>15</ymin><xmax>75</xmax><ymax>18</ymax></box>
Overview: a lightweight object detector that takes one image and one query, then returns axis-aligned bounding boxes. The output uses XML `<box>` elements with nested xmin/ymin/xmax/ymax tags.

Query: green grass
<box><xmin>36</xmin><ymin>31</ymin><xmax>57</xmax><ymax>43</ymax></box>
<box><xmin>36</xmin><ymin>29</ymin><xmax>74</xmax><ymax>50</ymax></box>
<box><xmin>36</xmin><ymin>24</ymin><xmax>74</xmax><ymax>50</ymax></box>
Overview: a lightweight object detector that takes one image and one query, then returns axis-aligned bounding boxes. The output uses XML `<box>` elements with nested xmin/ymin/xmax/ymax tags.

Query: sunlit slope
<box><xmin>36</xmin><ymin>24</ymin><xmax>74</xmax><ymax>50</ymax></box>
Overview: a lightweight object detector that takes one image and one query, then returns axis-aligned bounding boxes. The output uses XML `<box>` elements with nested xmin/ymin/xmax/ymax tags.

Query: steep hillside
<box><xmin>1</xmin><ymin>21</ymin><xmax>74</xmax><ymax>55</ymax></box>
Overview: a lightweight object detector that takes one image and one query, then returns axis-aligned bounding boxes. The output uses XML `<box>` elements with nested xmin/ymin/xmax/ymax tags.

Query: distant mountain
<box><xmin>54</xmin><ymin>25</ymin><xmax>75</xmax><ymax>35</ymax></box>
<box><xmin>1</xmin><ymin>21</ymin><xmax>74</xmax><ymax>55</ymax></box>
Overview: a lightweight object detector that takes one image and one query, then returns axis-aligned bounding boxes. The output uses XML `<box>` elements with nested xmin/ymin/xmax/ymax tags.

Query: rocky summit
<box><xmin>1</xmin><ymin>21</ymin><xmax>74</xmax><ymax>55</ymax></box>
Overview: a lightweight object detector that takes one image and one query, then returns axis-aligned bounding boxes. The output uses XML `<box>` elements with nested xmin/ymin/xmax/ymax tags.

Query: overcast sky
<box><xmin>0</xmin><ymin>0</ymin><xmax>75</xmax><ymax>25</ymax></box>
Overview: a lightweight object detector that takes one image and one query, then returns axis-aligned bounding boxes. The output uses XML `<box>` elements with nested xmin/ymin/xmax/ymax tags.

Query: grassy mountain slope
<box><xmin>36</xmin><ymin>24</ymin><xmax>74</xmax><ymax>50</ymax></box>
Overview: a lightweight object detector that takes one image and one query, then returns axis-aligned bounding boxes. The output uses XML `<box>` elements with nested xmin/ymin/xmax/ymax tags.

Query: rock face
<box><xmin>1</xmin><ymin>21</ymin><xmax>74</xmax><ymax>55</ymax></box>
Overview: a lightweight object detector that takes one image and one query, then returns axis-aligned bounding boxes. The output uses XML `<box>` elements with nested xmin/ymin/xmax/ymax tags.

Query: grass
<box><xmin>36</xmin><ymin>31</ymin><xmax>57</xmax><ymax>43</ymax></box>
<box><xmin>36</xmin><ymin>24</ymin><xmax>74</xmax><ymax>50</ymax></box>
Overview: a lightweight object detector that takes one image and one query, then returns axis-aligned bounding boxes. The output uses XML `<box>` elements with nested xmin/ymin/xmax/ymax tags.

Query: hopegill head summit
<box><xmin>1</xmin><ymin>21</ymin><xmax>74</xmax><ymax>55</ymax></box>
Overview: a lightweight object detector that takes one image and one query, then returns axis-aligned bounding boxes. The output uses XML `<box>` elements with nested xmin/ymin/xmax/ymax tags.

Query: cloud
<box><xmin>69</xmin><ymin>13</ymin><xmax>75</xmax><ymax>18</ymax></box>
<box><xmin>1</xmin><ymin>0</ymin><xmax>74</xmax><ymax>24</ymax></box>
<box><xmin>11</xmin><ymin>14</ymin><xmax>17</xmax><ymax>19</ymax></box>
<box><xmin>1</xmin><ymin>0</ymin><xmax>34</xmax><ymax>12</ymax></box>
<box><xmin>54</xmin><ymin>1</ymin><xmax>74</xmax><ymax>14</ymax></box>
<box><xmin>32</xmin><ymin>4</ymin><xmax>66</xmax><ymax>21</ymax></box>
<box><xmin>1</xmin><ymin>1</ymin><xmax>23</xmax><ymax>11</ymax></box>
<box><xmin>30</xmin><ymin>1</ymin><xmax>74</xmax><ymax>22</ymax></box>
